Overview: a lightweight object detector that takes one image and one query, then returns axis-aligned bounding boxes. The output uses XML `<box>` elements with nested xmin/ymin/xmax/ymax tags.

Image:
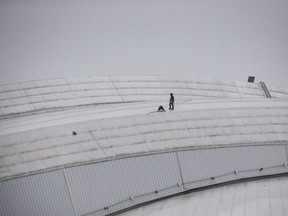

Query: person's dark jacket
<box><xmin>170</xmin><ymin>94</ymin><xmax>174</xmax><ymax>102</ymax></box>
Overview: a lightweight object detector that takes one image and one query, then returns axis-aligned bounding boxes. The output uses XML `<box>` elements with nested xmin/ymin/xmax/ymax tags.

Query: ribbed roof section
<box><xmin>1</xmin><ymin>98</ymin><xmax>287</xmax><ymax>181</ymax></box>
<box><xmin>1</xmin><ymin>75</ymin><xmax>287</xmax><ymax>119</ymax></box>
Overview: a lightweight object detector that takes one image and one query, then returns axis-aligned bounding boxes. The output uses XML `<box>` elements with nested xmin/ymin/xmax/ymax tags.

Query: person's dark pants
<box><xmin>169</xmin><ymin>102</ymin><xmax>174</xmax><ymax>110</ymax></box>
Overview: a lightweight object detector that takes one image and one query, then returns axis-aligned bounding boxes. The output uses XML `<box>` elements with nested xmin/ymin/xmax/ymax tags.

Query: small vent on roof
<box><xmin>211</xmin><ymin>177</ymin><xmax>215</xmax><ymax>180</ymax></box>
<box><xmin>72</xmin><ymin>131</ymin><xmax>77</xmax><ymax>135</ymax></box>
<box><xmin>259</xmin><ymin>168</ymin><xmax>263</xmax><ymax>171</ymax></box>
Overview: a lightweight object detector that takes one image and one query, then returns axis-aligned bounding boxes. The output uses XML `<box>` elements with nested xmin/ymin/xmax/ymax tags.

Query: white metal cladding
<box><xmin>178</xmin><ymin>145</ymin><xmax>288</xmax><ymax>190</ymax></box>
<box><xmin>0</xmin><ymin>145</ymin><xmax>288</xmax><ymax>216</ymax></box>
<box><xmin>1</xmin><ymin>99</ymin><xmax>288</xmax><ymax>181</ymax></box>
<box><xmin>286</xmin><ymin>145</ymin><xmax>288</xmax><ymax>162</ymax></box>
<box><xmin>64</xmin><ymin>153</ymin><xmax>182</xmax><ymax>216</ymax></box>
<box><xmin>0</xmin><ymin>170</ymin><xmax>74</xmax><ymax>216</ymax></box>
<box><xmin>2</xmin><ymin>75</ymin><xmax>286</xmax><ymax>118</ymax></box>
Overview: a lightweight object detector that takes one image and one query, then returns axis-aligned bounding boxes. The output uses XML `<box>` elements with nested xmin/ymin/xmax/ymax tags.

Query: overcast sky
<box><xmin>0</xmin><ymin>0</ymin><xmax>287</xmax><ymax>87</ymax></box>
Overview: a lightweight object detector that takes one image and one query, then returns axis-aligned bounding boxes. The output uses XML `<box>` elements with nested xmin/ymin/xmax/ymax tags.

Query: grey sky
<box><xmin>0</xmin><ymin>0</ymin><xmax>287</xmax><ymax>87</ymax></box>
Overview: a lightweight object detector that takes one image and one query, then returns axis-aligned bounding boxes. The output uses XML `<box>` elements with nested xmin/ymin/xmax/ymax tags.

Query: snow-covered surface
<box><xmin>1</xmin><ymin>98</ymin><xmax>287</xmax><ymax>136</ymax></box>
<box><xmin>0</xmin><ymin>76</ymin><xmax>288</xmax><ymax>216</ymax></box>
<box><xmin>1</xmin><ymin>75</ymin><xmax>287</xmax><ymax>119</ymax></box>
<box><xmin>0</xmin><ymin>97</ymin><xmax>288</xmax><ymax>181</ymax></box>
<box><xmin>119</xmin><ymin>176</ymin><xmax>288</xmax><ymax>216</ymax></box>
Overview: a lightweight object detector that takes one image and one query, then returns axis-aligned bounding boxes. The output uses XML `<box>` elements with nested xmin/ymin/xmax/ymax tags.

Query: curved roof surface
<box><xmin>0</xmin><ymin>75</ymin><xmax>287</xmax><ymax>119</ymax></box>
<box><xmin>119</xmin><ymin>176</ymin><xmax>288</xmax><ymax>216</ymax></box>
<box><xmin>0</xmin><ymin>76</ymin><xmax>288</xmax><ymax>216</ymax></box>
<box><xmin>0</xmin><ymin>76</ymin><xmax>287</xmax><ymax>181</ymax></box>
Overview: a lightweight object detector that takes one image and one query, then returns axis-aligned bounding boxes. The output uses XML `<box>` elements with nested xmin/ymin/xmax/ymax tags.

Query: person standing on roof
<box><xmin>169</xmin><ymin>93</ymin><xmax>174</xmax><ymax>110</ymax></box>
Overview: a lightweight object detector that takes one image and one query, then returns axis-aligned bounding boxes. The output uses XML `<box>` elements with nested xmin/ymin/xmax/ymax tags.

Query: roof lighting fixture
<box><xmin>247</xmin><ymin>76</ymin><xmax>255</xmax><ymax>83</ymax></box>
